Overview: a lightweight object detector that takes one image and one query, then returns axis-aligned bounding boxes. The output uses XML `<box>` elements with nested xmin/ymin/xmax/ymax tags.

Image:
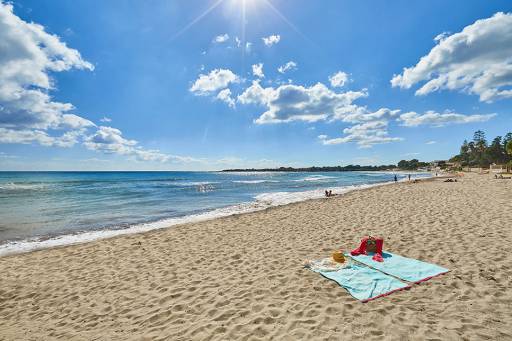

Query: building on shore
<box><xmin>489</xmin><ymin>163</ymin><xmax>510</xmax><ymax>174</ymax></box>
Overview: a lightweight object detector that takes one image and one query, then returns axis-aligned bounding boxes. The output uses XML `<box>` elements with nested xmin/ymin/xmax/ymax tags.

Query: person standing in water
<box><xmin>394</xmin><ymin>174</ymin><xmax>398</xmax><ymax>182</ymax></box>
<box><xmin>408</xmin><ymin>174</ymin><xmax>411</xmax><ymax>181</ymax></box>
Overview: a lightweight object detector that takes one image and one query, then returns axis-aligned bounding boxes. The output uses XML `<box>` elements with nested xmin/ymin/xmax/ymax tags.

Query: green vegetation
<box><xmin>450</xmin><ymin>130</ymin><xmax>512</xmax><ymax>167</ymax></box>
<box><xmin>397</xmin><ymin>159</ymin><xmax>430</xmax><ymax>170</ymax></box>
<box><xmin>222</xmin><ymin>165</ymin><xmax>397</xmax><ymax>172</ymax></box>
<box><xmin>507</xmin><ymin>140</ymin><xmax>512</xmax><ymax>157</ymax></box>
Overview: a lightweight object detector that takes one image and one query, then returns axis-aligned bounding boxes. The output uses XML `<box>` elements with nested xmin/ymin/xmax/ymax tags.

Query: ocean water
<box><xmin>0</xmin><ymin>171</ymin><xmax>430</xmax><ymax>255</ymax></box>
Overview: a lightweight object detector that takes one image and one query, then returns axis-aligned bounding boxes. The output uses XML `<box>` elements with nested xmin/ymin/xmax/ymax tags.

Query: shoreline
<box><xmin>0</xmin><ymin>174</ymin><xmax>437</xmax><ymax>258</ymax></box>
<box><xmin>1</xmin><ymin>172</ymin><xmax>509</xmax><ymax>340</ymax></box>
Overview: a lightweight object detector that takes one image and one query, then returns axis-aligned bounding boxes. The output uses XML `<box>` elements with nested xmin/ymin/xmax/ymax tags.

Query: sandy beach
<box><xmin>1</xmin><ymin>173</ymin><xmax>511</xmax><ymax>340</ymax></box>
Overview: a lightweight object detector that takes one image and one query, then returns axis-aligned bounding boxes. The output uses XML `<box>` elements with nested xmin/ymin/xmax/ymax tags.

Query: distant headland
<box><xmin>222</xmin><ymin>162</ymin><xmax>428</xmax><ymax>172</ymax></box>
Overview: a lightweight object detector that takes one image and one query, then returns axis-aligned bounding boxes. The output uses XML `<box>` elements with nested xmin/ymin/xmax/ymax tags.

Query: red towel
<box><xmin>350</xmin><ymin>236</ymin><xmax>384</xmax><ymax>262</ymax></box>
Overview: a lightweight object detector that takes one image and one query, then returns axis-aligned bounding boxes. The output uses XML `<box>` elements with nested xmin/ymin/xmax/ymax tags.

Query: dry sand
<box><xmin>1</xmin><ymin>173</ymin><xmax>511</xmax><ymax>340</ymax></box>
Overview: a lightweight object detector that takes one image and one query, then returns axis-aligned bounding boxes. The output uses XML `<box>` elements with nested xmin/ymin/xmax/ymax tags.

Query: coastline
<box><xmin>2</xmin><ymin>173</ymin><xmax>508</xmax><ymax>340</ymax></box>
<box><xmin>0</xmin><ymin>173</ymin><xmax>434</xmax><ymax>258</ymax></box>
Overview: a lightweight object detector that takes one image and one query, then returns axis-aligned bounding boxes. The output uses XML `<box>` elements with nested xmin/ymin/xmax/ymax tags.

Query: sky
<box><xmin>1</xmin><ymin>0</ymin><xmax>511</xmax><ymax>171</ymax></box>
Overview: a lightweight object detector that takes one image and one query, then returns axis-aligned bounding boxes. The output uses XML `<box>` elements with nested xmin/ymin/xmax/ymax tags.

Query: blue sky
<box><xmin>1</xmin><ymin>0</ymin><xmax>511</xmax><ymax>170</ymax></box>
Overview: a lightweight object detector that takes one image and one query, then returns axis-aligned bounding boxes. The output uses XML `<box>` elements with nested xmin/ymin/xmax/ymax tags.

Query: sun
<box><xmin>172</xmin><ymin>0</ymin><xmax>305</xmax><ymax>43</ymax></box>
<box><xmin>233</xmin><ymin>0</ymin><xmax>259</xmax><ymax>6</ymax></box>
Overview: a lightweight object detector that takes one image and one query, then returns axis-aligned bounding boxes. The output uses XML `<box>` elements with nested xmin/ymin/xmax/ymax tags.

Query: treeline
<box><xmin>450</xmin><ymin>130</ymin><xmax>512</xmax><ymax>167</ymax></box>
<box><xmin>223</xmin><ymin>164</ymin><xmax>397</xmax><ymax>172</ymax></box>
<box><xmin>397</xmin><ymin>159</ymin><xmax>430</xmax><ymax>170</ymax></box>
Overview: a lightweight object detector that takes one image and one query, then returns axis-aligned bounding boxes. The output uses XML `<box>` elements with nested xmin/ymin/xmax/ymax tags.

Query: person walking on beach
<box><xmin>394</xmin><ymin>174</ymin><xmax>398</xmax><ymax>182</ymax></box>
<box><xmin>408</xmin><ymin>174</ymin><xmax>411</xmax><ymax>181</ymax></box>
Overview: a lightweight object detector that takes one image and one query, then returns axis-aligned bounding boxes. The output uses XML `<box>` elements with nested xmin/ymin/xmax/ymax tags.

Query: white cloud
<box><xmin>83</xmin><ymin>126</ymin><xmax>171</xmax><ymax>162</ymax></box>
<box><xmin>100</xmin><ymin>116</ymin><xmax>112</xmax><ymax>123</ymax></box>
<box><xmin>320</xmin><ymin>121</ymin><xmax>403</xmax><ymax>148</ymax></box>
<box><xmin>391</xmin><ymin>12</ymin><xmax>512</xmax><ymax>102</ymax></box>
<box><xmin>213</xmin><ymin>33</ymin><xmax>229</xmax><ymax>43</ymax></box>
<box><xmin>0</xmin><ymin>3</ymin><xmax>193</xmax><ymax>164</ymax></box>
<box><xmin>332</xmin><ymin>107</ymin><xmax>400</xmax><ymax>123</ymax></box>
<box><xmin>237</xmin><ymin>80</ymin><xmax>275</xmax><ymax>106</ymax></box>
<box><xmin>245</xmin><ymin>42</ymin><xmax>252</xmax><ymax>52</ymax></box>
<box><xmin>190</xmin><ymin>68</ymin><xmax>239</xmax><ymax>95</ymax></box>
<box><xmin>433</xmin><ymin>32</ymin><xmax>450</xmax><ymax>42</ymax></box>
<box><xmin>0</xmin><ymin>128</ymin><xmax>56</xmax><ymax>146</ymax></box>
<box><xmin>0</xmin><ymin>2</ymin><xmax>94</xmax><ymax>135</ymax></box>
<box><xmin>0</xmin><ymin>2</ymin><xmax>97</xmax><ymax>149</ymax></box>
<box><xmin>262</xmin><ymin>34</ymin><xmax>281</xmax><ymax>47</ymax></box>
<box><xmin>84</xmin><ymin>126</ymin><xmax>136</xmax><ymax>152</ymax></box>
<box><xmin>0</xmin><ymin>127</ymin><xmax>87</xmax><ymax>147</ymax></box>
<box><xmin>277</xmin><ymin>61</ymin><xmax>297</xmax><ymax>74</ymax></box>
<box><xmin>397</xmin><ymin>110</ymin><xmax>496</xmax><ymax>127</ymax></box>
<box><xmin>426</xmin><ymin>140</ymin><xmax>437</xmax><ymax>144</ymax></box>
<box><xmin>238</xmin><ymin>81</ymin><xmax>368</xmax><ymax>124</ymax></box>
<box><xmin>81</xmin><ymin>125</ymin><xmax>198</xmax><ymax>163</ymax></box>
<box><xmin>329</xmin><ymin>71</ymin><xmax>349</xmax><ymax>88</ymax></box>
<box><xmin>317</xmin><ymin>134</ymin><xmax>328</xmax><ymax>140</ymax></box>
<box><xmin>252</xmin><ymin>63</ymin><xmax>264</xmax><ymax>78</ymax></box>
<box><xmin>59</xmin><ymin>114</ymin><xmax>94</xmax><ymax>129</ymax></box>
<box><xmin>216</xmin><ymin>88</ymin><xmax>235</xmax><ymax>108</ymax></box>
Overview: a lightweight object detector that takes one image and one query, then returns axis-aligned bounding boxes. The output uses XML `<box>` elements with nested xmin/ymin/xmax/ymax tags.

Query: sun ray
<box><xmin>171</xmin><ymin>0</ymin><xmax>226</xmax><ymax>40</ymax></box>
<box><xmin>261</xmin><ymin>0</ymin><xmax>313</xmax><ymax>44</ymax></box>
<box><xmin>241</xmin><ymin>0</ymin><xmax>247</xmax><ymax>67</ymax></box>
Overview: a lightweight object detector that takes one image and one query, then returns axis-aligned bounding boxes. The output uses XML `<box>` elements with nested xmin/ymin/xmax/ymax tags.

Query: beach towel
<box><xmin>349</xmin><ymin>252</ymin><xmax>449</xmax><ymax>283</ymax></box>
<box><xmin>308</xmin><ymin>261</ymin><xmax>409</xmax><ymax>302</ymax></box>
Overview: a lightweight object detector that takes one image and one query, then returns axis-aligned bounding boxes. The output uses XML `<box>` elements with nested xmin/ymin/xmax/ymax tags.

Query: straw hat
<box><xmin>332</xmin><ymin>250</ymin><xmax>345</xmax><ymax>263</ymax></box>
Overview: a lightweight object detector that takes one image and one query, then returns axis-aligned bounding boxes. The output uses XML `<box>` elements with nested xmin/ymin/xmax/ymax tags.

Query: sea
<box><xmin>0</xmin><ymin>171</ymin><xmax>431</xmax><ymax>256</ymax></box>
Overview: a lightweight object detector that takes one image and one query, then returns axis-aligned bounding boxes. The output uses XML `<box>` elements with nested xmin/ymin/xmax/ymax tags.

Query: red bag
<box><xmin>350</xmin><ymin>236</ymin><xmax>384</xmax><ymax>262</ymax></box>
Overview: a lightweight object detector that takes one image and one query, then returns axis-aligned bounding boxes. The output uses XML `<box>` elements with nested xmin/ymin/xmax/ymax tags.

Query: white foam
<box><xmin>293</xmin><ymin>175</ymin><xmax>337</xmax><ymax>182</ymax></box>
<box><xmin>216</xmin><ymin>171</ymin><xmax>281</xmax><ymax>176</ymax></box>
<box><xmin>233</xmin><ymin>180</ymin><xmax>279</xmax><ymax>184</ymax></box>
<box><xmin>0</xmin><ymin>182</ymin><xmax>49</xmax><ymax>191</ymax></box>
<box><xmin>173</xmin><ymin>181</ymin><xmax>219</xmax><ymax>186</ymax></box>
<box><xmin>0</xmin><ymin>176</ymin><xmax>431</xmax><ymax>257</ymax></box>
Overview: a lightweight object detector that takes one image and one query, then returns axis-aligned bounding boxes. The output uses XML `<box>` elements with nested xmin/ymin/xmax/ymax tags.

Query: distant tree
<box><xmin>487</xmin><ymin>136</ymin><xmax>505</xmax><ymax>164</ymax></box>
<box><xmin>504</xmin><ymin>133</ymin><xmax>512</xmax><ymax>146</ymax></box>
<box><xmin>460</xmin><ymin>139</ymin><xmax>470</xmax><ymax>164</ymax></box>
<box><xmin>507</xmin><ymin>140</ymin><xmax>512</xmax><ymax>156</ymax></box>
<box><xmin>397</xmin><ymin>159</ymin><xmax>429</xmax><ymax>170</ymax></box>
<box><xmin>472</xmin><ymin>130</ymin><xmax>489</xmax><ymax>167</ymax></box>
<box><xmin>473</xmin><ymin>130</ymin><xmax>486</xmax><ymax>144</ymax></box>
<box><xmin>504</xmin><ymin>133</ymin><xmax>512</xmax><ymax>164</ymax></box>
<box><xmin>450</xmin><ymin>131</ymin><xmax>512</xmax><ymax>168</ymax></box>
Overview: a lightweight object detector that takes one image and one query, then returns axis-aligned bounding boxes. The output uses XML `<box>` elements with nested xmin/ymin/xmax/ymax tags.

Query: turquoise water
<box><xmin>0</xmin><ymin>171</ymin><xmax>429</xmax><ymax>253</ymax></box>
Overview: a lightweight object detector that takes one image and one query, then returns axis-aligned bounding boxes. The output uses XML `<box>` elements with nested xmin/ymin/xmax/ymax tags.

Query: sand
<box><xmin>1</xmin><ymin>173</ymin><xmax>511</xmax><ymax>340</ymax></box>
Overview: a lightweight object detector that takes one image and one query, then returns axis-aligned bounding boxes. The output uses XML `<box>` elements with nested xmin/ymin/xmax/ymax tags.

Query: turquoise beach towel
<box><xmin>311</xmin><ymin>263</ymin><xmax>409</xmax><ymax>302</ymax></box>
<box><xmin>349</xmin><ymin>252</ymin><xmax>449</xmax><ymax>283</ymax></box>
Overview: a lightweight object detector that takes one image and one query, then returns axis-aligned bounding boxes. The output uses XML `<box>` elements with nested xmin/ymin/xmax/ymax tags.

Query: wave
<box><xmin>173</xmin><ymin>181</ymin><xmax>219</xmax><ymax>186</ymax></box>
<box><xmin>0</xmin><ymin>182</ymin><xmax>50</xmax><ymax>191</ymax></box>
<box><xmin>0</xmin><ymin>177</ymin><xmax>429</xmax><ymax>257</ymax></box>
<box><xmin>214</xmin><ymin>171</ymin><xmax>282</xmax><ymax>176</ymax></box>
<box><xmin>232</xmin><ymin>180</ymin><xmax>280</xmax><ymax>184</ymax></box>
<box><xmin>293</xmin><ymin>175</ymin><xmax>337</xmax><ymax>182</ymax></box>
